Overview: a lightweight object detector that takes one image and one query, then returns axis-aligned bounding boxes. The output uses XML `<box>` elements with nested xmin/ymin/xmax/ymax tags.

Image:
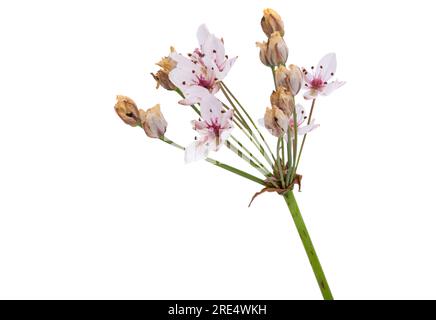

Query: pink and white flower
<box><xmin>287</xmin><ymin>104</ymin><xmax>319</xmax><ymax>139</ymax></box>
<box><xmin>185</xmin><ymin>94</ymin><xmax>234</xmax><ymax>163</ymax></box>
<box><xmin>301</xmin><ymin>53</ymin><xmax>345</xmax><ymax>100</ymax></box>
<box><xmin>169</xmin><ymin>24</ymin><xmax>237</xmax><ymax>105</ymax></box>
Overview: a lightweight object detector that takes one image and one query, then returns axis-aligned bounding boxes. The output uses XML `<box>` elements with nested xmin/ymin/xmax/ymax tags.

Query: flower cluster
<box><xmin>114</xmin><ymin>8</ymin><xmax>345</xmax><ymax>300</ymax></box>
<box><xmin>114</xmin><ymin>7</ymin><xmax>344</xmax><ymax>191</ymax></box>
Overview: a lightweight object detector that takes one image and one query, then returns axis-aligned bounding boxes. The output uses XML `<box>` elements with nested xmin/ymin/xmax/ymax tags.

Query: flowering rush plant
<box><xmin>114</xmin><ymin>8</ymin><xmax>344</xmax><ymax>300</ymax></box>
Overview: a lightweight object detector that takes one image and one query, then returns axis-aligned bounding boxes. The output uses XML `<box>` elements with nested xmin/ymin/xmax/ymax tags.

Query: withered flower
<box><xmin>267</xmin><ymin>32</ymin><xmax>288</xmax><ymax>66</ymax></box>
<box><xmin>263</xmin><ymin>105</ymin><xmax>288</xmax><ymax>137</ymax></box>
<box><xmin>256</xmin><ymin>32</ymin><xmax>288</xmax><ymax>67</ymax></box>
<box><xmin>151</xmin><ymin>70</ymin><xmax>177</xmax><ymax>91</ymax></box>
<box><xmin>151</xmin><ymin>47</ymin><xmax>177</xmax><ymax>90</ymax></box>
<box><xmin>261</xmin><ymin>8</ymin><xmax>285</xmax><ymax>37</ymax></box>
<box><xmin>114</xmin><ymin>95</ymin><xmax>140</xmax><ymax>127</ymax></box>
<box><xmin>275</xmin><ymin>64</ymin><xmax>303</xmax><ymax>96</ymax></box>
<box><xmin>139</xmin><ymin>104</ymin><xmax>168</xmax><ymax>139</ymax></box>
<box><xmin>270</xmin><ymin>87</ymin><xmax>295</xmax><ymax>117</ymax></box>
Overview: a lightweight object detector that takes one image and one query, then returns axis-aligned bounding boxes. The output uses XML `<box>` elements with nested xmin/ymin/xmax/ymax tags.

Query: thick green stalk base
<box><xmin>283</xmin><ymin>191</ymin><xmax>334</xmax><ymax>300</ymax></box>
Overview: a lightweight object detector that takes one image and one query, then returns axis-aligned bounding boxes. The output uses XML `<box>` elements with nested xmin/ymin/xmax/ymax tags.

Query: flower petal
<box><xmin>216</xmin><ymin>127</ymin><xmax>233</xmax><ymax>150</ymax></box>
<box><xmin>258</xmin><ymin>118</ymin><xmax>265</xmax><ymax>127</ymax></box>
<box><xmin>199</xmin><ymin>94</ymin><xmax>223</xmax><ymax>122</ymax></box>
<box><xmin>216</xmin><ymin>56</ymin><xmax>237</xmax><ymax>79</ymax></box>
<box><xmin>321</xmin><ymin>80</ymin><xmax>345</xmax><ymax>96</ymax></box>
<box><xmin>298</xmin><ymin>119</ymin><xmax>319</xmax><ymax>135</ymax></box>
<box><xmin>179</xmin><ymin>86</ymin><xmax>210</xmax><ymax>105</ymax></box>
<box><xmin>184</xmin><ymin>138</ymin><xmax>210</xmax><ymax>163</ymax></box>
<box><xmin>170</xmin><ymin>52</ymin><xmax>201</xmax><ymax>72</ymax></box>
<box><xmin>169</xmin><ymin>68</ymin><xmax>197</xmax><ymax>92</ymax></box>
<box><xmin>191</xmin><ymin>119</ymin><xmax>209</xmax><ymax>133</ymax></box>
<box><xmin>294</xmin><ymin>104</ymin><xmax>307</xmax><ymax>126</ymax></box>
<box><xmin>197</xmin><ymin>24</ymin><xmax>211</xmax><ymax>48</ymax></box>
<box><xmin>303</xmin><ymin>89</ymin><xmax>319</xmax><ymax>100</ymax></box>
<box><xmin>202</xmin><ymin>31</ymin><xmax>225</xmax><ymax>67</ymax></box>
<box><xmin>219</xmin><ymin>109</ymin><xmax>234</xmax><ymax>128</ymax></box>
<box><xmin>316</xmin><ymin>53</ymin><xmax>337</xmax><ymax>82</ymax></box>
<box><xmin>302</xmin><ymin>68</ymin><xmax>314</xmax><ymax>84</ymax></box>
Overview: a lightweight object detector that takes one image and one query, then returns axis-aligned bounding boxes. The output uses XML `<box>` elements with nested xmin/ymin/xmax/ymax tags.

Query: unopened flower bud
<box><xmin>270</xmin><ymin>87</ymin><xmax>294</xmax><ymax>117</ymax></box>
<box><xmin>264</xmin><ymin>105</ymin><xmax>288</xmax><ymax>137</ymax></box>
<box><xmin>275</xmin><ymin>64</ymin><xmax>303</xmax><ymax>96</ymax></box>
<box><xmin>267</xmin><ymin>32</ymin><xmax>288</xmax><ymax>66</ymax></box>
<box><xmin>261</xmin><ymin>8</ymin><xmax>284</xmax><ymax>37</ymax></box>
<box><xmin>114</xmin><ymin>95</ymin><xmax>140</xmax><ymax>127</ymax></box>
<box><xmin>139</xmin><ymin>104</ymin><xmax>168</xmax><ymax>139</ymax></box>
<box><xmin>152</xmin><ymin>47</ymin><xmax>177</xmax><ymax>91</ymax></box>
<box><xmin>256</xmin><ymin>32</ymin><xmax>288</xmax><ymax>67</ymax></box>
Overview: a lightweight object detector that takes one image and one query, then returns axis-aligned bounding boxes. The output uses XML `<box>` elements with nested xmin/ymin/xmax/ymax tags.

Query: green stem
<box><xmin>229</xmin><ymin>136</ymin><xmax>271</xmax><ymax>175</ymax></box>
<box><xmin>289</xmin><ymin>104</ymin><xmax>298</xmax><ymax>183</ymax></box>
<box><xmin>159</xmin><ymin>136</ymin><xmax>184</xmax><ymax>150</ymax></box>
<box><xmin>219</xmin><ymin>83</ymin><xmax>251</xmax><ymax>131</ymax></box>
<box><xmin>283</xmin><ymin>191</ymin><xmax>334</xmax><ymax>300</ymax></box>
<box><xmin>159</xmin><ymin>136</ymin><xmax>265</xmax><ymax>186</ymax></box>
<box><xmin>294</xmin><ymin>99</ymin><xmax>316</xmax><ymax>172</ymax></box>
<box><xmin>221</xmin><ymin>87</ymin><xmax>275</xmax><ymax>168</ymax></box>
<box><xmin>205</xmin><ymin>158</ymin><xmax>265</xmax><ymax>185</ymax></box>
<box><xmin>220</xmin><ymin>82</ymin><xmax>276</xmax><ymax>163</ymax></box>
<box><xmin>271</xmin><ymin>66</ymin><xmax>277</xmax><ymax>89</ymax></box>
<box><xmin>276</xmin><ymin>138</ymin><xmax>285</xmax><ymax>188</ymax></box>
<box><xmin>225</xmin><ymin>140</ymin><xmax>270</xmax><ymax>177</ymax></box>
<box><xmin>280</xmin><ymin>136</ymin><xmax>285</xmax><ymax>163</ymax></box>
<box><xmin>223</xmin><ymin>99</ymin><xmax>274</xmax><ymax>169</ymax></box>
<box><xmin>285</xmin><ymin>127</ymin><xmax>293</xmax><ymax>185</ymax></box>
<box><xmin>231</xmin><ymin>124</ymin><xmax>274</xmax><ymax>168</ymax></box>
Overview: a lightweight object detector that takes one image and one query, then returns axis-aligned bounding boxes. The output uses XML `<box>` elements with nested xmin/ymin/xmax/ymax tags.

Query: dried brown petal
<box><xmin>156</xmin><ymin>47</ymin><xmax>177</xmax><ymax>72</ymax></box>
<box><xmin>270</xmin><ymin>87</ymin><xmax>295</xmax><ymax>117</ymax></box>
<box><xmin>152</xmin><ymin>47</ymin><xmax>177</xmax><ymax>91</ymax></box>
<box><xmin>264</xmin><ymin>105</ymin><xmax>288</xmax><ymax>137</ymax></box>
<box><xmin>256</xmin><ymin>41</ymin><xmax>269</xmax><ymax>66</ymax></box>
<box><xmin>275</xmin><ymin>64</ymin><xmax>303</xmax><ymax>96</ymax></box>
<box><xmin>114</xmin><ymin>95</ymin><xmax>140</xmax><ymax>127</ymax></box>
<box><xmin>151</xmin><ymin>70</ymin><xmax>177</xmax><ymax>91</ymax></box>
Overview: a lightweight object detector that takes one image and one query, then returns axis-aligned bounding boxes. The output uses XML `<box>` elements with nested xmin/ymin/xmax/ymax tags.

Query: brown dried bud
<box><xmin>152</xmin><ymin>47</ymin><xmax>177</xmax><ymax>91</ymax></box>
<box><xmin>275</xmin><ymin>64</ymin><xmax>303</xmax><ymax>96</ymax></box>
<box><xmin>263</xmin><ymin>105</ymin><xmax>288</xmax><ymax>137</ymax></box>
<box><xmin>270</xmin><ymin>87</ymin><xmax>295</xmax><ymax>117</ymax></box>
<box><xmin>114</xmin><ymin>95</ymin><xmax>140</xmax><ymax>127</ymax></box>
<box><xmin>267</xmin><ymin>32</ymin><xmax>288</xmax><ymax>66</ymax></box>
<box><xmin>256</xmin><ymin>32</ymin><xmax>288</xmax><ymax>67</ymax></box>
<box><xmin>151</xmin><ymin>70</ymin><xmax>177</xmax><ymax>91</ymax></box>
<box><xmin>261</xmin><ymin>8</ymin><xmax>284</xmax><ymax>37</ymax></box>
<box><xmin>139</xmin><ymin>104</ymin><xmax>168</xmax><ymax>139</ymax></box>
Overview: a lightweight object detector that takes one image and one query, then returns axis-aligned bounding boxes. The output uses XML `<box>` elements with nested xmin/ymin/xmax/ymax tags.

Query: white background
<box><xmin>0</xmin><ymin>0</ymin><xmax>435</xmax><ymax>300</ymax></box>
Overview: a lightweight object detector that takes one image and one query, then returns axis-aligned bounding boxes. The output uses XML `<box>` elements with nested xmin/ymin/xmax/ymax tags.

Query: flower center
<box><xmin>310</xmin><ymin>77</ymin><xmax>324</xmax><ymax>89</ymax></box>
<box><xmin>197</xmin><ymin>74</ymin><xmax>215</xmax><ymax>90</ymax></box>
<box><xmin>206</xmin><ymin>118</ymin><xmax>221</xmax><ymax>137</ymax></box>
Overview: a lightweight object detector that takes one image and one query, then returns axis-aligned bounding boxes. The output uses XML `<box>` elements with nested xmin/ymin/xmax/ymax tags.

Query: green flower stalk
<box><xmin>283</xmin><ymin>191</ymin><xmax>334</xmax><ymax>300</ymax></box>
<box><xmin>114</xmin><ymin>7</ymin><xmax>345</xmax><ymax>300</ymax></box>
